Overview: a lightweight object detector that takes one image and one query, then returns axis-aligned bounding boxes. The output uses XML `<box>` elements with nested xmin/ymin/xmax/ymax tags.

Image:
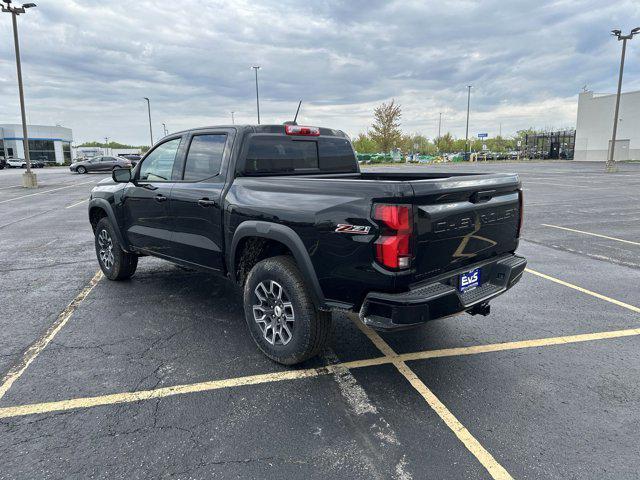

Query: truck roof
<box><xmin>167</xmin><ymin>124</ymin><xmax>349</xmax><ymax>139</ymax></box>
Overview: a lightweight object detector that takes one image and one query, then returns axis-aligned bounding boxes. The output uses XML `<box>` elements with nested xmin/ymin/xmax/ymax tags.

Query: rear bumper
<box><xmin>359</xmin><ymin>253</ymin><xmax>527</xmax><ymax>331</ymax></box>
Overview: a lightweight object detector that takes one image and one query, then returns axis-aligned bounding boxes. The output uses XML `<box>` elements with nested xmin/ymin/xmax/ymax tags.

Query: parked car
<box><xmin>6</xmin><ymin>158</ymin><xmax>46</xmax><ymax>168</ymax></box>
<box><xmin>89</xmin><ymin>124</ymin><xmax>526</xmax><ymax>365</ymax></box>
<box><xmin>6</xmin><ymin>158</ymin><xmax>26</xmax><ymax>168</ymax></box>
<box><xmin>70</xmin><ymin>156</ymin><xmax>132</xmax><ymax>173</ymax></box>
<box><xmin>118</xmin><ymin>154</ymin><xmax>142</xmax><ymax>166</ymax></box>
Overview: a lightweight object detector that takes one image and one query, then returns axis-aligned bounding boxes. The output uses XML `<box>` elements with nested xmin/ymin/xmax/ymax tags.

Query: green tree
<box><xmin>399</xmin><ymin>133</ymin><xmax>435</xmax><ymax>155</ymax></box>
<box><xmin>370</xmin><ymin>100</ymin><xmax>402</xmax><ymax>153</ymax></box>
<box><xmin>438</xmin><ymin>132</ymin><xmax>455</xmax><ymax>152</ymax></box>
<box><xmin>77</xmin><ymin>141</ymin><xmax>149</xmax><ymax>150</ymax></box>
<box><xmin>513</xmin><ymin>128</ymin><xmax>537</xmax><ymax>145</ymax></box>
<box><xmin>352</xmin><ymin>132</ymin><xmax>378</xmax><ymax>153</ymax></box>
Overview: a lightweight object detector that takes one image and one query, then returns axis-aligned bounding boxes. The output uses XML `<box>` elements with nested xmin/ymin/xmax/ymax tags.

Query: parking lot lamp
<box><xmin>606</xmin><ymin>28</ymin><xmax>640</xmax><ymax>173</ymax></box>
<box><xmin>465</xmin><ymin>85</ymin><xmax>472</xmax><ymax>159</ymax></box>
<box><xmin>143</xmin><ymin>97</ymin><xmax>153</xmax><ymax>146</ymax></box>
<box><xmin>252</xmin><ymin>66</ymin><xmax>261</xmax><ymax>124</ymax></box>
<box><xmin>162</xmin><ymin>123</ymin><xmax>168</xmax><ymax>136</ymax></box>
<box><xmin>437</xmin><ymin>112</ymin><xmax>442</xmax><ymax>152</ymax></box>
<box><xmin>2</xmin><ymin>0</ymin><xmax>37</xmax><ymax>187</ymax></box>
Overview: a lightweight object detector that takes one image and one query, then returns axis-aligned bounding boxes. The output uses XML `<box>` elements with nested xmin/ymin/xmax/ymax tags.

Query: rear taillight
<box><xmin>517</xmin><ymin>189</ymin><xmax>524</xmax><ymax>237</ymax></box>
<box><xmin>373</xmin><ymin>204</ymin><xmax>413</xmax><ymax>269</ymax></box>
<box><xmin>284</xmin><ymin>125</ymin><xmax>320</xmax><ymax>136</ymax></box>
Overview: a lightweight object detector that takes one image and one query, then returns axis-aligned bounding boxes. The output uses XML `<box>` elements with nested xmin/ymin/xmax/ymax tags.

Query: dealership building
<box><xmin>0</xmin><ymin>124</ymin><xmax>73</xmax><ymax>164</ymax></box>
<box><xmin>574</xmin><ymin>90</ymin><xmax>640</xmax><ymax>162</ymax></box>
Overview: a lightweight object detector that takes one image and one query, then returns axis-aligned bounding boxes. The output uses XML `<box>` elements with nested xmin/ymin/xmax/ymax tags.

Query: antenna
<box><xmin>293</xmin><ymin>100</ymin><xmax>302</xmax><ymax>124</ymax></box>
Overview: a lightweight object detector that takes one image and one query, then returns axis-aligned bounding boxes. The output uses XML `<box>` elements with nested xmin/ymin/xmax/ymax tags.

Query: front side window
<box><xmin>138</xmin><ymin>138</ymin><xmax>182</xmax><ymax>181</ymax></box>
<box><xmin>183</xmin><ymin>134</ymin><xmax>227</xmax><ymax>181</ymax></box>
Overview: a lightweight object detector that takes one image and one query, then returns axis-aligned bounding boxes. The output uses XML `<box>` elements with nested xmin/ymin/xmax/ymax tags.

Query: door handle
<box><xmin>470</xmin><ymin>190</ymin><xmax>496</xmax><ymax>204</ymax></box>
<box><xmin>155</xmin><ymin>194</ymin><xmax>168</xmax><ymax>203</ymax></box>
<box><xmin>198</xmin><ymin>198</ymin><xmax>217</xmax><ymax>207</ymax></box>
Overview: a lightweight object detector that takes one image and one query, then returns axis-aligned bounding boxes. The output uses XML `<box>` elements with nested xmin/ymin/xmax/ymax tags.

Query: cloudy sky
<box><xmin>1</xmin><ymin>0</ymin><xmax>639</xmax><ymax>145</ymax></box>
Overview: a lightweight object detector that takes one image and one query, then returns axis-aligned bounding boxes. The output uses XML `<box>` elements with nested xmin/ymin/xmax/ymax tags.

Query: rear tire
<box><xmin>94</xmin><ymin>217</ymin><xmax>138</xmax><ymax>280</ymax></box>
<box><xmin>77</xmin><ymin>166</ymin><xmax>87</xmax><ymax>174</ymax></box>
<box><xmin>243</xmin><ymin>255</ymin><xmax>332</xmax><ymax>365</ymax></box>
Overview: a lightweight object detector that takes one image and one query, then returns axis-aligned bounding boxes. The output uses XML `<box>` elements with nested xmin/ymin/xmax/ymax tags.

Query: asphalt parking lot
<box><xmin>1</xmin><ymin>161</ymin><xmax>639</xmax><ymax>479</ymax></box>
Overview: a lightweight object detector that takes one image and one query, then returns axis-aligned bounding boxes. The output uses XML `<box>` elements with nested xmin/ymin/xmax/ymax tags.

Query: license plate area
<box><xmin>459</xmin><ymin>268</ymin><xmax>481</xmax><ymax>292</ymax></box>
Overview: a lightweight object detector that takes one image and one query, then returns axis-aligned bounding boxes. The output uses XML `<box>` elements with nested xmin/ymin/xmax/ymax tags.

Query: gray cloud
<box><xmin>0</xmin><ymin>0</ymin><xmax>638</xmax><ymax>144</ymax></box>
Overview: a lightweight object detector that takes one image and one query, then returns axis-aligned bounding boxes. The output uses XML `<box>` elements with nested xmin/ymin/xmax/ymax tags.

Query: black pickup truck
<box><xmin>89</xmin><ymin>124</ymin><xmax>526</xmax><ymax>364</ymax></box>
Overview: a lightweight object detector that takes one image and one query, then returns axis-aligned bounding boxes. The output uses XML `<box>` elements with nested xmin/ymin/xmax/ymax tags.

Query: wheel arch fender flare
<box><xmin>88</xmin><ymin>198</ymin><xmax>130</xmax><ymax>251</ymax></box>
<box><xmin>229</xmin><ymin>221</ymin><xmax>326</xmax><ymax>309</ymax></box>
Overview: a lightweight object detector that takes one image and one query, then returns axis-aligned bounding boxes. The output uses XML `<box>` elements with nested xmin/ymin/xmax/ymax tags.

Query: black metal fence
<box><xmin>524</xmin><ymin>130</ymin><xmax>575</xmax><ymax>159</ymax></box>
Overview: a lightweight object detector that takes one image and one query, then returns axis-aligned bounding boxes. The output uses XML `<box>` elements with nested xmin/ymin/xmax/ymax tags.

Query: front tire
<box><xmin>94</xmin><ymin>217</ymin><xmax>138</xmax><ymax>280</ymax></box>
<box><xmin>243</xmin><ymin>256</ymin><xmax>332</xmax><ymax>365</ymax></box>
<box><xmin>77</xmin><ymin>166</ymin><xmax>87</xmax><ymax>174</ymax></box>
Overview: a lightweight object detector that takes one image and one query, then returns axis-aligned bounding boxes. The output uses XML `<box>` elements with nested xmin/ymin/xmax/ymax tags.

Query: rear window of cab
<box><xmin>242</xmin><ymin>135</ymin><xmax>357</xmax><ymax>175</ymax></box>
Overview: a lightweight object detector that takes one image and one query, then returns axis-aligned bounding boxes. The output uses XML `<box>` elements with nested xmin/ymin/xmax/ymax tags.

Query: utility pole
<box><xmin>606</xmin><ymin>28</ymin><xmax>639</xmax><ymax>173</ymax></box>
<box><xmin>2</xmin><ymin>0</ymin><xmax>38</xmax><ymax>187</ymax></box>
<box><xmin>252</xmin><ymin>66</ymin><xmax>261</xmax><ymax>124</ymax></box>
<box><xmin>465</xmin><ymin>85</ymin><xmax>472</xmax><ymax>160</ymax></box>
<box><xmin>143</xmin><ymin>97</ymin><xmax>153</xmax><ymax>146</ymax></box>
<box><xmin>437</xmin><ymin>112</ymin><xmax>442</xmax><ymax>152</ymax></box>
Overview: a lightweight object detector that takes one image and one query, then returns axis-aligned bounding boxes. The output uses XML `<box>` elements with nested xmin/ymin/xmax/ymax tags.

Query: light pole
<box><xmin>437</xmin><ymin>112</ymin><xmax>442</xmax><ymax>152</ymax></box>
<box><xmin>2</xmin><ymin>0</ymin><xmax>37</xmax><ymax>188</ymax></box>
<box><xmin>143</xmin><ymin>97</ymin><xmax>153</xmax><ymax>146</ymax></box>
<box><xmin>606</xmin><ymin>27</ymin><xmax>639</xmax><ymax>173</ymax></box>
<box><xmin>231</xmin><ymin>111</ymin><xmax>235</xmax><ymax>125</ymax></box>
<box><xmin>162</xmin><ymin>123</ymin><xmax>168</xmax><ymax>136</ymax></box>
<box><xmin>465</xmin><ymin>86</ymin><xmax>472</xmax><ymax>160</ymax></box>
<box><xmin>104</xmin><ymin>137</ymin><xmax>109</xmax><ymax>155</ymax></box>
<box><xmin>251</xmin><ymin>66</ymin><xmax>261</xmax><ymax>124</ymax></box>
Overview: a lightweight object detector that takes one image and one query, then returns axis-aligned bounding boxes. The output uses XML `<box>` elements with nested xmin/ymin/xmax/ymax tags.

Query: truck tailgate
<box><xmin>409</xmin><ymin>174</ymin><xmax>522</xmax><ymax>280</ymax></box>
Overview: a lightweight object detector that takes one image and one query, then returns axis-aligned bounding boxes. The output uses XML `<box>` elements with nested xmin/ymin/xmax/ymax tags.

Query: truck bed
<box><xmin>229</xmin><ymin>169</ymin><xmax>521</xmax><ymax>305</ymax></box>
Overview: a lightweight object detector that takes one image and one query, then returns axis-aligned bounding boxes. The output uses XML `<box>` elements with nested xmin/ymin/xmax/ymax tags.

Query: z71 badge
<box><xmin>335</xmin><ymin>224</ymin><xmax>371</xmax><ymax>234</ymax></box>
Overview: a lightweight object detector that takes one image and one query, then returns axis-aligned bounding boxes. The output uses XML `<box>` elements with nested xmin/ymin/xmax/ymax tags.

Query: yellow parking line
<box><xmin>1</xmin><ymin>326</ymin><xmax>640</xmax><ymax>420</ymax></box>
<box><xmin>0</xmin><ymin>271</ymin><xmax>103</xmax><ymax>401</ymax></box>
<box><xmin>0</xmin><ymin>367</ymin><xmax>325</xmax><ymax>419</ymax></box>
<box><xmin>352</xmin><ymin>318</ymin><xmax>513</xmax><ymax>480</ymax></box>
<box><xmin>541</xmin><ymin>224</ymin><xmax>640</xmax><ymax>246</ymax></box>
<box><xmin>0</xmin><ymin>358</ymin><xmax>382</xmax><ymax>419</ymax></box>
<box><xmin>398</xmin><ymin>327</ymin><xmax>640</xmax><ymax>363</ymax></box>
<box><xmin>526</xmin><ymin>268</ymin><xmax>640</xmax><ymax>314</ymax></box>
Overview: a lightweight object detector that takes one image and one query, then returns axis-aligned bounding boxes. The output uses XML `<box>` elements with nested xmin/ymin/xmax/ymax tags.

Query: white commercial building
<box><xmin>0</xmin><ymin>124</ymin><xmax>73</xmax><ymax>164</ymax></box>
<box><xmin>72</xmin><ymin>147</ymin><xmax>142</xmax><ymax>159</ymax></box>
<box><xmin>574</xmin><ymin>90</ymin><xmax>640</xmax><ymax>162</ymax></box>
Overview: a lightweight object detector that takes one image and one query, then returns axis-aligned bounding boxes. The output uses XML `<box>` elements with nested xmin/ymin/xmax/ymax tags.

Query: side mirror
<box><xmin>112</xmin><ymin>167</ymin><xmax>132</xmax><ymax>183</ymax></box>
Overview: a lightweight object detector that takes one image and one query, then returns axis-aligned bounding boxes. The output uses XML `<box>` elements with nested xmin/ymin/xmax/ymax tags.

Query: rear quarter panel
<box><xmin>224</xmin><ymin>176</ymin><xmax>412</xmax><ymax>307</ymax></box>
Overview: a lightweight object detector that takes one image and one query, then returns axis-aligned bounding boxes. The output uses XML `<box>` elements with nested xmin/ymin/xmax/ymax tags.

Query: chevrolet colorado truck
<box><xmin>88</xmin><ymin>124</ymin><xmax>526</xmax><ymax>365</ymax></box>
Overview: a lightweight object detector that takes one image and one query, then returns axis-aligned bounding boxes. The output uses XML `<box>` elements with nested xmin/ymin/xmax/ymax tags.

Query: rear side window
<box><xmin>244</xmin><ymin>137</ymin><xmax>318</xmax><ymax>174</ymax></box>
<box><xmin>319</xmin><ymin>137</ymin><xmax>356</xmax><ymax>172</ymax></box>
<box><xmin>183</xmin><ymin>134</ymin><xmax>227</xmax><ymax>181</ymax></box>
